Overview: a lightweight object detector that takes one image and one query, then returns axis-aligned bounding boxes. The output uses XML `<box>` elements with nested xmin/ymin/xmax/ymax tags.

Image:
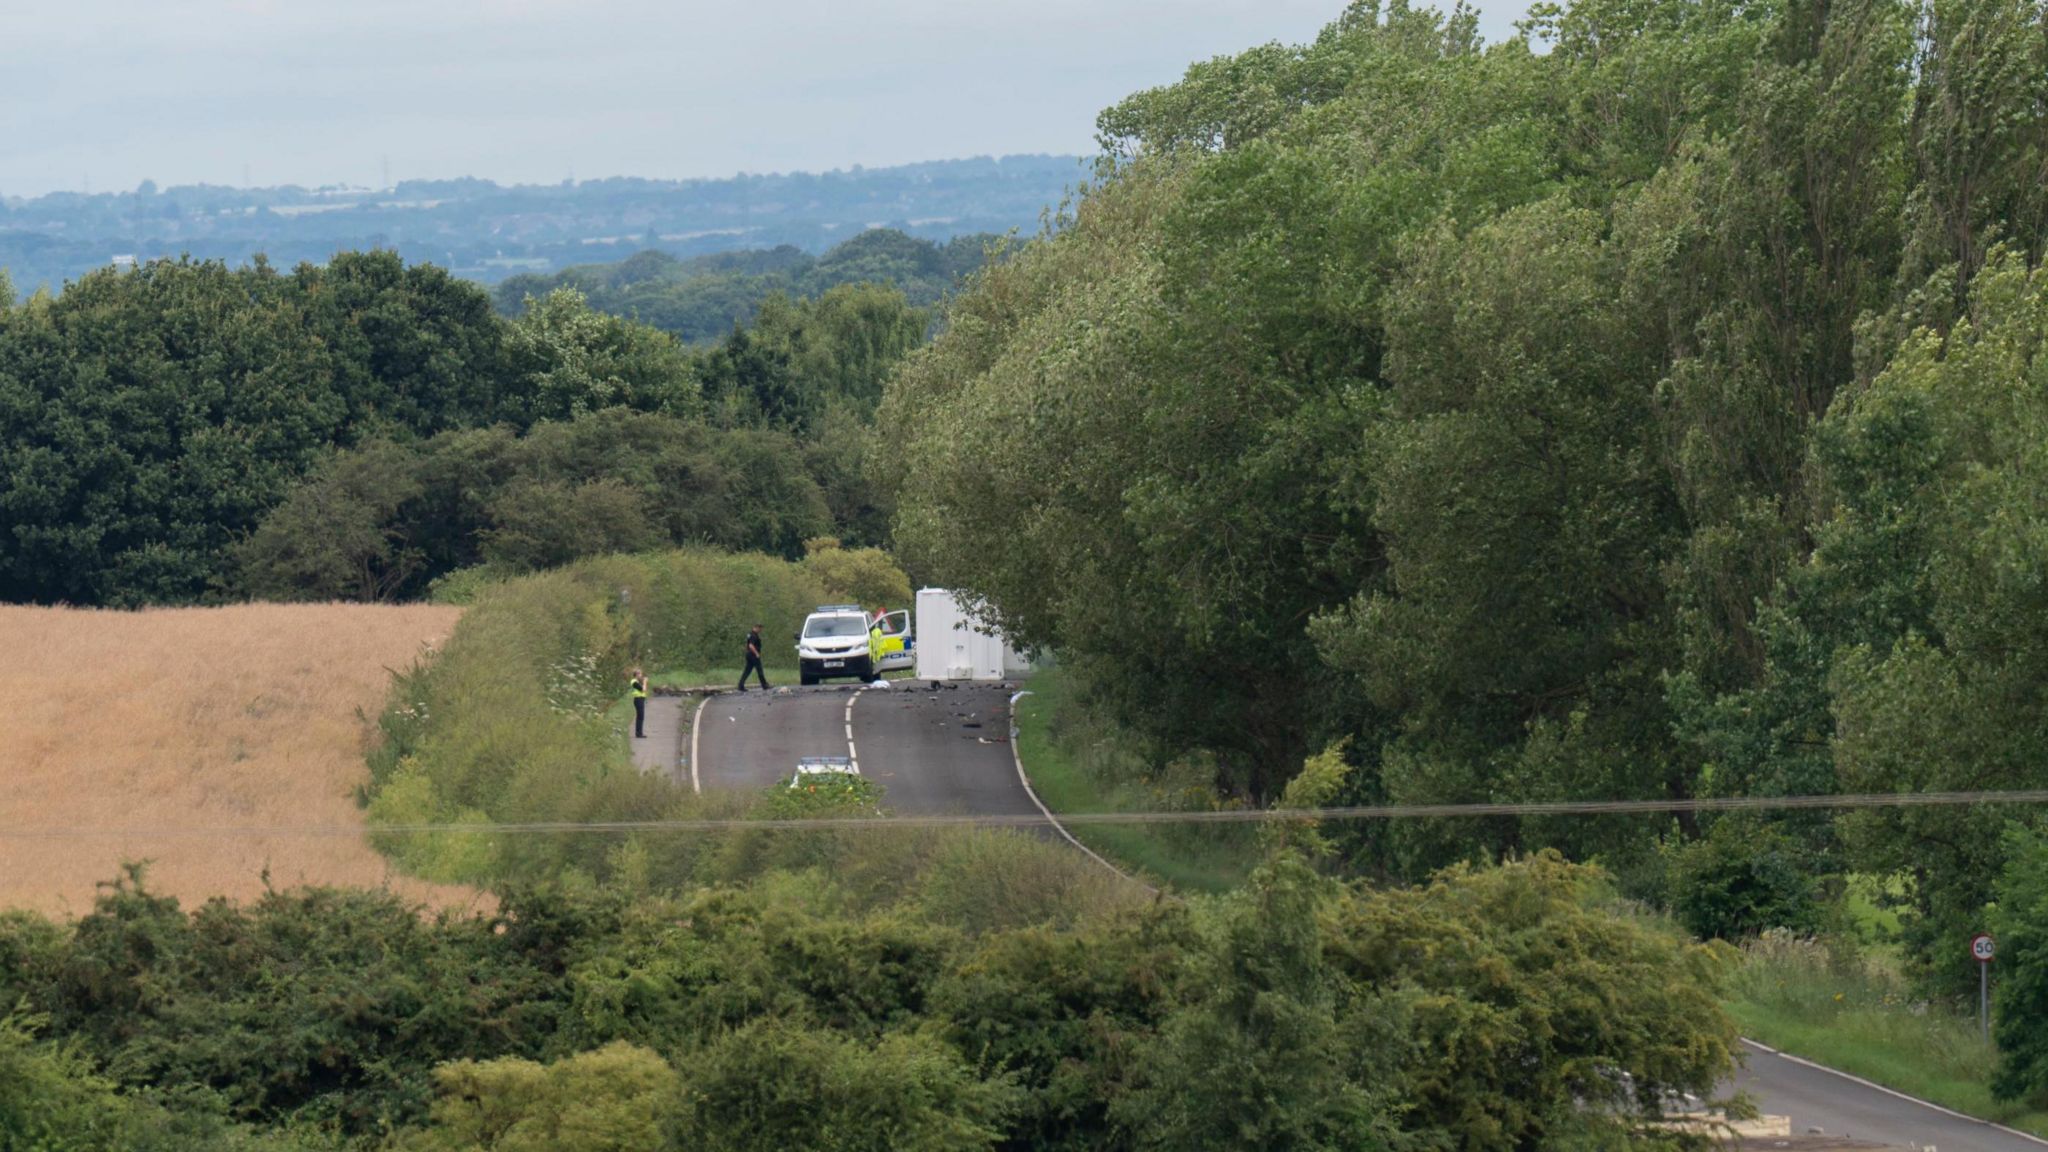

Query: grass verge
<box><xmin>1724</xmin><ymin>931</ymin><xmax>2048</xmax><ymax>1137</ymax></box>
<box><xmin>1012</xmin><ymin>667</ymin><xmax>1257</xmax><ymax>893</ymax></box>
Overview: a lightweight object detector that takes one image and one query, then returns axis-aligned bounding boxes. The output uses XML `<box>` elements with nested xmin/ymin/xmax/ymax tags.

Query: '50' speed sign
<box><xmin>1972</xmin><ymin>933</ymin><xmax>1996</xmax><ymax>962</ymax></box>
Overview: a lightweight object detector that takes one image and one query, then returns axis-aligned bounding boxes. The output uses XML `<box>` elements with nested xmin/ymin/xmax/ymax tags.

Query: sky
<box><xmin>0</xmin><ymin>0</ymin><xmax>1526</xmax><ymax>198</ymax></box>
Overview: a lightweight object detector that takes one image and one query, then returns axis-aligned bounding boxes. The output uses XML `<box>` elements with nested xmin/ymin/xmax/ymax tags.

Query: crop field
<box><xmin>0</xmin><ymin>603</ymin><xmax>480</xmax><ymax>917</ymax></box>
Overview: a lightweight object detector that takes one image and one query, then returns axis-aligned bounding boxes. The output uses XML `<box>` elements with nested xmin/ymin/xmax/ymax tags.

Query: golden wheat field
<box><xmin>0</xmin><ymin>602</ymin><xmax>482</xmax><ymax>917</ymax></box>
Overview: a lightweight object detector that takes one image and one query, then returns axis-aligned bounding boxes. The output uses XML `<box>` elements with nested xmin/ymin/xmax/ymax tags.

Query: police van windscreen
<box><xmin>804</xmin><ymin>617</ymin><xmax>868</xmax><ymax>639</ymax></box>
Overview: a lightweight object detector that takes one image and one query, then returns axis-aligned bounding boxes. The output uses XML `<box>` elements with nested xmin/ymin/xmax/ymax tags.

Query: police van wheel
<box><xmin>800</xmin><ymin>672</ymin><xmax>817</xmax><ymax>686</ymax></box>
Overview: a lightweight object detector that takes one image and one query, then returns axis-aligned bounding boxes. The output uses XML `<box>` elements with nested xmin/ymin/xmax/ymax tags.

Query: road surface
<box><xmin>691</xmin><ymin>682</ymin><xmax>1039</xmax><ymax>817</ymax></box>
<box><xmin>640</xmin><ymin>684</ymin><xmax>2046</xmax><ymax>1152</ymax></box>
<box><xmin>632</xmin><ymin>682</ymin><xmax>1039</xmax><ymax>820</ymax></box>
<box><xmin>1729</xmin><ymin>1040</ymin><xmax>2047</xmax><ymax>1151</ymax></box>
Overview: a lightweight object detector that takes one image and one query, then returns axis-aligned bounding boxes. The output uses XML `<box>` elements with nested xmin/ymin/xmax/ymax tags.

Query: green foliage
<box><xmin>1010</xmin><ymin>668</ymin><xmax>1263</xmax><ymax>893</ymax></box>
<box><xmin>1327</xmin><ymin>852</ymin><xmax>1739</xmax><ymax>1149</ymax></box>
<box><xmin>757</xmin><ymin>772</ymin><xmax>884</xmax><ymax>821</ymax></box>
<box><xmin>0</xmin><ymin>847</ymin><xmax>1737</xmax><ymax>1152</ymax></box>
<box><xmin>1115</xmin><ymin>854</ymin><xmax>1393</xmax><ymax>1152</ymax></box>
<box><xmin>801</xmin><ymin>537</ymin><xmax>912</xmax><ymax>609</ymax></box>
<box><xmin>1994</xmin><ymin>826</ymin><xmax>2048</xmax><ymax>1103</ymax></box>
<box><xmin>238</xmin><ymin>412</ymin><xmax>836</xmax><ymax>602</ymax></box>
<box><xmin>400</xmin><ymin>1042</ymin><xmax>679</xmax><ymax>1152</ymax></box>
<box><xmin>697</xmin><ymin>286</ymin><xmax>927</xmax><ymax>433</ymax></box>
<box><xmin>501</xmin><ymin>288</ymin><xmax>699</xmax><ymax>423</ymax></box>
<box><xmin>0</xmin><ymin>253</ymin><xmax>503</xmax><ymax>605</ymax></box>
<box><xmin>676</xmin><ymin>1022</ymin><xmax>1015</xmax><ymax>1152</ymax></box>
<box><xmin>879</xmin><ymin>0</ymin><xmax>2048</xmax><ymax>1014</ymax></box>
<box><xmin>6</xmin><ymin>869</ymin><xmax>564</xmax><ymax>1137</ymax></box>
<box><xmin>1813</xmin><ymin>252</ymin><xmax>2048</xmax><ymax>994</ymax></box>
<box><xmin>1665</xmin><ymin>817</ymin><xmax>1827</xmax><ymax>941</ymax></box>
<box><xmin>2</xmin><ymin>244</ymin><xmax>925</xmax><ymax>606</ymax></box>
<box><xmin>0</xmin><ymin>1009</ymin><xmax>126</xmax><ymax>1152</ymax></box>
<box><xmin>494</xmin><ymin>229</ymin><xmax>991</xmax><ymax>345</ymax></box>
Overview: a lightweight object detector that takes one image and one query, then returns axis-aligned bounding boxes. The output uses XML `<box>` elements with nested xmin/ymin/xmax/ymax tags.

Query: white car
<box><xmin>797</xmin><ymin>605</ymin><xmax>875</xmax><ymax>685</ymax></box>
<box><xmin>790</xmin><ymin>756</ymin><xmax>859</xmax><ymax>787</ymax></box>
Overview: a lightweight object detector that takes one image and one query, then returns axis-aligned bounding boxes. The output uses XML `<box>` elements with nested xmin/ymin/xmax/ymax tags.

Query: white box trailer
<box><xmin>914</xmin><ymin>588</ymin><xmax>1032</xmax><ymax>681</ymax></box>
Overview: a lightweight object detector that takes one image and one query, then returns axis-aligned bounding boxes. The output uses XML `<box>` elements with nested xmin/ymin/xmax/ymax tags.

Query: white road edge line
<box><xmin>1006</xmin><ymin>691</ymin><xmax>1153</xmax><ymax>893</ymax></box>
<box><xmin>1739</xmin><ymin>1038</ymin><xmax>2048</xmax><ymax>1147</ymax></box>
<box><xmin>688</xmin><ymin>694</ymin><xmax>710</xmax><ymax>795</ymax></box>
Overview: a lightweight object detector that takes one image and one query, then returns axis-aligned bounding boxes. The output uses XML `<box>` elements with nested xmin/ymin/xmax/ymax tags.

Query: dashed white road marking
<box><xmin>846</xmin><ymin>686</ymin><xmax>866</xmax><ymax>774</ymax></box>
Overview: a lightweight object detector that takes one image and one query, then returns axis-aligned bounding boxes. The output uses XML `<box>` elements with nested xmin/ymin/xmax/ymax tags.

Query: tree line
<box><xmin>493</xmin><ymin>228</ymin><xmax>1000</xmax><ymax>344</ymax></box>
<box><xmin>875</xmin><ymin>0</ymin><xmax>2048</xmax><ymax>1003</ymax></box>
<box><xmin>0</xmin><ymin>252</ymin><xmax>925</xmax><ymax>606</ymax></box>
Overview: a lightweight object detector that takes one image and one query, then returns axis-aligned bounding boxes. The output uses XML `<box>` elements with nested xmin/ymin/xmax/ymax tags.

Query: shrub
<box><xmin>398</xmin><ymin>1041</ymin><xmax>680</xmax><ymax>1152</ymax></box>
<box><xmin>801</xmin><ymin>537</ymin><xmax>912</xmax><ymax>609</ymax></box>
<box><xmin>675</xmin><ymin>1020</ymin><xmax>1016</xmax><ymax>1152</ymax></box>
<box><xmin>1666</xmin><ymin>817</ymin><xmax>1827</xmax><ymax>941</ymax></box>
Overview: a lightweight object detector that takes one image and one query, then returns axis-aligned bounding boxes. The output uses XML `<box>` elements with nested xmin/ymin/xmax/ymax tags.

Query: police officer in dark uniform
<box><xmin>630</xmin><ymin>668</ymin><xmax>649</xmax><ymax>737</ymax></box>
<box><xmin>739</xmin><ymin>625</ymin><xmax>769</xmax><ymax>691</ymax></box>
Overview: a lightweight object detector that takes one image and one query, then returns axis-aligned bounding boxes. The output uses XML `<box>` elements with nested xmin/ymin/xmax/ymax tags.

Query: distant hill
<box><xmin>0</xmin><ymin>155</ymin><xmax>1084</xmax><ymax>294</ymax></box>
<box><xmin>495</xmin><ymin>227</ymin><xmax>1003</xmax><ymax>342</ymax></box>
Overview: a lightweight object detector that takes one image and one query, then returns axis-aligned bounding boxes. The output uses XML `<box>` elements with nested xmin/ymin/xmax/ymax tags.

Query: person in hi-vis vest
<box><xmin>630</xmin><ymin>668</ymin><xmax>649</xmax><ymax>738</ymax></box>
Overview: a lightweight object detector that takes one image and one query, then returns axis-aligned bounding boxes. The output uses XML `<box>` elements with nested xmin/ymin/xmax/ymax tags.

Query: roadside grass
<box><xmin>1724</xmin><ymin>930</ymin><xmax>2048</xmax><ymax>1137</ymax></box>
<box><xmin>1013</xmin><ymin>667</ymin><xmax>1258</xmax><ymax>893</ymax></box>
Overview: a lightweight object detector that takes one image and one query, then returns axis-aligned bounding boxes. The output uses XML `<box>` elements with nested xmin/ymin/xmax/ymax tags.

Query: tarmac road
<box><xmin>1729</xmin><ymin>1040</ymin><xmax>2048</xmax><ymax>1152</ymax></box>
<box><xmin>691</xmin><ymin>681</ymin><xmax>1040</xmax><ymax>819</ymax></box>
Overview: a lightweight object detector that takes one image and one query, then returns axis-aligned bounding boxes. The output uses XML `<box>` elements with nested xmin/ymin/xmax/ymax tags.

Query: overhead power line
<box><xmin>5</xmin><ymin>789</ymin><xmax>2048</xmax><ymax>840</ymax></box>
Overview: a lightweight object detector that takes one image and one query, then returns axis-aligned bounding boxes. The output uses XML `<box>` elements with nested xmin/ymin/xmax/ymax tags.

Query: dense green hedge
<box><xmin>0</xmin><ymin>851</ymin><xmax>1737</xmax><ymax>1151</ymax></box>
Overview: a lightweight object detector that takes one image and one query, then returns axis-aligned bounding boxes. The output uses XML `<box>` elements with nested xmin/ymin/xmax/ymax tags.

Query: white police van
<box><xmin>797</xmin><ymin>605</ymin><xmax>873</xmax><ymax>685</ymax></box>
<box><xmin>796</xmin><ymin>604</ymin><xmax>913</xmax><ymax>685</ymax></box>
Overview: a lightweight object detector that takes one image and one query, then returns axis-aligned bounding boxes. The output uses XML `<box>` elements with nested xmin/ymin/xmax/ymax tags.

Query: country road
<box><xmin>636</xmin><ymin>684</ymin><xmax>2047</xmax><ymax>1152</ymax></box>
<box><xmin>635</xmin><ymin>682</ymin><xmax>1039</xmax><ymax>818</ymax></box>
<box><xmin>1729</xmin><ymin>1041</ymin><xmax>2047</xmax><ymax>1151</ymax></box>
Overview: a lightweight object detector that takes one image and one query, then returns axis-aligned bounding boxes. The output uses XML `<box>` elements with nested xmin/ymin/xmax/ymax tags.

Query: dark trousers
<box><xmin>740</xmin><ymin>653</ymin><xmax>768</xmax><ymax>689</ymax></box>
<box><xmin>633</xmin><ymin>696</ymin><xmax>646</xmax><ymax>737</ymax></box>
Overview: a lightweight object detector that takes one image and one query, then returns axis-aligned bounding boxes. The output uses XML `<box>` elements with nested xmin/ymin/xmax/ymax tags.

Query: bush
<box><xmin>0</xmin><ymin>848</ymin><xmax>1742</xmax><ymax>1152</ymax></box>
<box><xmin>1666</xmin><ymin>817</ymin><xmax>1827</xmax><ymax>941</ymax></box>
<box><xmin>19</xmin><ymin>870</ymin><xmax>566</xmax><ymax>1136</ymax></box>
<box><xmin>399</xmin><ymin>1041</ymin><xmax>680</xmax><ymax>1152</ymax></box>
<box><xmin>676</xmin><ymin>1021</ymin><xmax>1016</xmax><ymax>1152</ymax></box>
<box><xmin>801</xmin><ymin>537</ymin><xmax>912</xmax><ymax>609</ymax></box>
<box><xmin>0</xmin><ymin>1008</ymin><xmax>128</xmax><ymax>1152</ymax></box>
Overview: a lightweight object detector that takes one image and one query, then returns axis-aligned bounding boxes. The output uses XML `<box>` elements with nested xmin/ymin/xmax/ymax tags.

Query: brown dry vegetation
<box><xmin>0</xmin><ymin>602</ymin><xmax>482</xmax><ymax>917</ymax></box>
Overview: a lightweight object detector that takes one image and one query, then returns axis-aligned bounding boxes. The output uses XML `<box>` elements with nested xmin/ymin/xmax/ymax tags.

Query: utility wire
<box><xmin>6</xmin><ymin>789</ymin><xmax>2048</xmax><ymax>839</ymax></box>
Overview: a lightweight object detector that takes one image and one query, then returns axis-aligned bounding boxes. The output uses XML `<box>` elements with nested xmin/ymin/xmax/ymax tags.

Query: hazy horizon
<box><xmin>2</xmin><ymin>0</ymin><xmax>1526</xmax><ymax>200</ymax></box>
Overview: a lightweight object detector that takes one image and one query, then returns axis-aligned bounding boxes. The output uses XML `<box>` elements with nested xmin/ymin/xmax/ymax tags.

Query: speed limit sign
<box><xmin>1972</xmin><ymin>933</ymin><xmax>1996</xmax><ymax>962</ymax></box>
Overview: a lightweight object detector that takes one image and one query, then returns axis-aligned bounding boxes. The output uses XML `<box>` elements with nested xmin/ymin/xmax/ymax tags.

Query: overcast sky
<box><xmin>0</xmin><ymin>0</ymin><xmax>1526</xmax><ymax>198</ymax></box>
